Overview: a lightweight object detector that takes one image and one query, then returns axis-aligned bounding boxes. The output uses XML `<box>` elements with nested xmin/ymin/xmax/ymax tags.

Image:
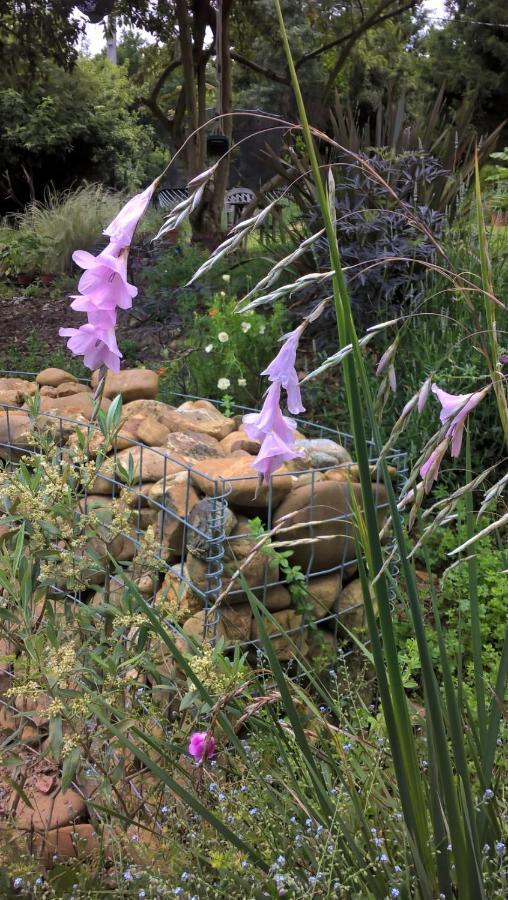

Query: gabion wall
<box><xmin>0</xmin><ymin>370</ymin><xmax>406</xmax><ymax>665</ymax></box>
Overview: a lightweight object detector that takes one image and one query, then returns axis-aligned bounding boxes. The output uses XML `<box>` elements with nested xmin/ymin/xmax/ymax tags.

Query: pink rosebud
<box><xmin>188</xmin><ymin>731</ymin><xmax>216</xmax><ymax>763</ymax></box>
<box><xmin>104</xmin><ymin>181</ymin><xmax>158</xmax><ymax>247</ymax></box>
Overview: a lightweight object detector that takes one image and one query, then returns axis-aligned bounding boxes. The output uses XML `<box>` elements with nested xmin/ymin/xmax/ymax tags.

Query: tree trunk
<box><xmin>190</xmin><ymin>0</ymin><xmax>233</xmax><ymax>245</ymax></box>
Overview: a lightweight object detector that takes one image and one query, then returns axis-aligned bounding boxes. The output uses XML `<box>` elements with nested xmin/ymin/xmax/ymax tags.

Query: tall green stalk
<box><xmin>273</xmin><ymin>2</ymin><xmax>483</xmax><ymax>895</ymax></box>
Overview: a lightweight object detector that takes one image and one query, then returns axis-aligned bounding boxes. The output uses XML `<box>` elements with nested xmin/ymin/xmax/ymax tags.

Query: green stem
<box><xmin>465</xmin><ymin>428</ymin><xmax>487</xmax><ymax>741</ymax></box>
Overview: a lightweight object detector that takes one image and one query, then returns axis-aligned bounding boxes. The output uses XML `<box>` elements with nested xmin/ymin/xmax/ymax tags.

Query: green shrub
<box><xmin>159</xmin><ymin>289</ymin><xmax>288</xmax><ymax>405</ymax></box>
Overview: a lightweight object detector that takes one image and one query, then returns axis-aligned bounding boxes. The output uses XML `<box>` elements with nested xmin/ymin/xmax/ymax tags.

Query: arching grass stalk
<box><xmin>273</xmin><ymin>1</ymin><xmax>484</xmax><ymax>896</ymax></box>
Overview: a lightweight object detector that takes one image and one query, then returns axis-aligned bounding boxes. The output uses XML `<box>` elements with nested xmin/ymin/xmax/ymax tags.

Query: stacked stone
<box><xmin>0</xmin><ymin>367</ymin><xmax>396</xmax><ymax>861</ymax></box>
<box><xmin>0</xmin><ymin>368</ymin><xmax>393</xmax><ymax>661</ymax></box>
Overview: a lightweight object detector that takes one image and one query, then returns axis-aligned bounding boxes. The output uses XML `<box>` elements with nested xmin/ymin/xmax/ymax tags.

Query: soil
<box><xmin>0</xmin><ymin>282</ymin><xmax>185</xmax><ymax>371</ymax></box>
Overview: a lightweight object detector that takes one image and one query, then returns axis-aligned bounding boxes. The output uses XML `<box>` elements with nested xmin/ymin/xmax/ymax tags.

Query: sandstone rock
<box><xmin>121</xmin><ymin>399</ymin><xmax>176</xmax><ymax>427</ymax></box>
<box><xmin>187</xmin><ymin>498</ymin><xmax>237</xmax><ymax>559</ymax></box>
<box><xmin>144</xmin><ymin>478</ymin><xmax>199</xmax><ymax>559</ymax></box>
<box><xmin>290</xmin><ymin>471</ymin><xmax>325</xmax><ymax>489</ymax></box>
<box><xmin>273</xmin><ymin>480</ymin><xmax>388</xmax><ymax>573</ymax></box>
<box><xmin>251</xmin><ymin>608</ymin><xmax>307</xmax><ymax>661</ymax></box>
<box><xmin>324</xmin><ymin>463</ymin><xmax>398</xmax><ymax>484</ymax></box>
<box><xmin>136</xmin><ymin>417</ymin><xmax>171</xmax><ymax>447</ymax></box>
<box><xmin>165</xmin><ymin>430</ymin><xmax>225</xmax><ymax>464</ymax></box>
<box><xmin>0</xmin><ymin>410</ymin><xmax>32</xmax><ymax>458</ymax></box>
<box><xmin>14</xmin><ymin>787</ymin><xmax>87</xmax><ymax>832</ymax></box>
<box><xmin>41</xmin><ymin>382</ymin><xmax>90</xmax><ymax>400</ymax></box>
<box><xmin>186</xmin><ymin>517</ymin><xmax>279</xmax><ymax>605</ymax></box>
<box><xmin>0</xmin><ymin>377</ymin><xmax>37</xmax><ymax>402</ymax></box>
<box><xmin>15</xmin><ymin>692</ymin><xmax>52</xmax><ymax>728</ymax></box>
<box><xmin>287</xmin><ymin>438</ymin><xmax>353</xmax><ymax>471</ymax></box>
<box><xmin>90</xmin><ymin>576</ymin><xmax>126</xmax><ymax>609</ymax></box>
<box><xmin>155</xmin><ymin>566</ymin><xmax>202</xmax><ymax>622</ymax></box>
<box><xmin>32</xmin><ymin>824</ymin><xmax>99</xmax><ymax>866</ymax></box>
<box><xmin>305</xmin><ymin>571</ymin><xmax>342</xmax><ymax>619</ymax></box>
<box><xmin>91</xmin><ymin>368</ymin><xmax>159</xmax><ymax>402</ymax></box>
<box><xmin>36</xmin><ymin>368</ymin><xmax>78</xmax><ymax>388</ymax></box>
<box><xmin>182</xmin><ymin>603</ymin><xmax>253</xmax><ymax>647</ymax></box>
<box><xmin>38</xmin><ymin>412</ymin><xmax>90</xmax><ymax>444</ymax></box>
<box><xmin>0</xmin><ymin>389</ymin><xmax>24</xmax><ymax>406</ymax></box>
<box><xmin>92</xmin><ymin>447</ymin><xmax>186</xmax><ymax>491</ymax></box>
<box><xmin>264</xmin><ymin>584</ymin><xmax>292</xmax><ymax>612</ymax></box>
<box><xmin>0</xmin><ymin>637</ymin><xmax>14</xmax><ymax>693</ymax></box>
<box><xmin>190</xmin><ymin>456</ymin><xmax>292</xmax><ymax>508</ymax></box>
<box><xmin>38</xmin><ymin>392</ymin><xmax>110</xmax><ymax>418</ymax></box>
<box><xmin>338</xmin><ymin>578</ymin><xmax>374</xmax><ymax>632</ymax></box>
<box><xmin>166</xmin><ymin>400</ymin><xmax>235</xmax><ymax>441</ymax></box>
<box><xmin>220</xmin><ymin>428</ymin><xmax>261</xmax><ymax>455</ymax></box>
<box><xmin>306</xmin><ymin>629</ymin><xmax>337</xmax><ymax>669</ymax></box>
<box><xmin>136</xmin><ymin>574</ymin><xmax>155</xmax><ymax>595</ymax></box>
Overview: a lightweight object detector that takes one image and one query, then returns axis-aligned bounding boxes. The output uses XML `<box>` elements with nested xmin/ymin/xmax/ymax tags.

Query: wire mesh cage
<box><xmin>0</xmin><ymin>371</ymin><xmax>406</xmax><ymax>668</ymax></box>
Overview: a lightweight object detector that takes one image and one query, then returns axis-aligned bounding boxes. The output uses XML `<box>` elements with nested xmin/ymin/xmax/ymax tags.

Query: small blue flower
<box><xmin>265</xmin><ymin>774</ymin><xmax>274</xmax><ymax>784</ymax></box>
<box><xmin>123</xmin><ymin>870</ymin><xmax>133</xmax><ymax>882</ymax></box>
<box><xmin>483</xmin><ymin>788</ymin><xmax>494</xmax><ymax>801</ymax></box>
<box><xmin>173</xmin><ymin>889</ymin><xmax>184</xmax><ymax>897</ymax></box>
<box><xmin>218</xmin><ymin>792</ymin><xmax>226</xmax><ymax>801</ymax></box>
<box><xmin>249</xmin><ymin>807</ymin><xmax>258</xmax><ymax>816</ymax></box>
<box><xmin>379</xmin><ymin>853</ymin><xmax>389</xmax><ymax>863</ymax></box>
<box><xmin>181</xmin><ymin>872</ymin><xmax>190</xmax><ymax>882</ymax></box>
<box><xmin>393</xmin><ymin>865</ymin><xmax>402</xmax><ymax>873</ymax></box>
<box><xmin>138</xmin><ymin>893</ymin><xmax>146</xmax><ymax>899</ymax></box>
<box><xmin>13</xmin><ymin>878</ymin><xmax>24</xmax><ymax>890</ymax></box>
<box><xmin>390</xmin><ymin>890</ymin><xmax>400</xmax><ymax>898</ymax></box>
<box><xmin>208</xmin><ymin>782</ymin><xmax>218</xmax><ymax>792</ymax></box>
<box><xmin>241</xmin><ymin>860</ymin><xmax>249</xmax><ymax>869</ymax></box>
<box><xmin>343</xmin><ymin>742</ymin><xmax>352</xmax><ymax>751</ymax></box>
<box><xmin>276</xmin><ymin>854</ymin><xmax>286</xmax><ymax>867</ymax></box>
<box><xmin>495</xmin><ymin>841</ymin><xmax>506</xmax><ymax>856</ymax></box>
<box><xmin>273</xmin><ymin>874</ymin><xmax>285</xmax><ymax>884</ymax></box>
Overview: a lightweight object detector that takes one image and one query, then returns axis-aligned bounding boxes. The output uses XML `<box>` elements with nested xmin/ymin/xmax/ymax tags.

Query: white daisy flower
<box><xmin>217</xmin><ymin>378</ymin><xmax>231</xmax><ymax>390</ymax></box>
<box><xmin>204</xmin><ymin>343</ymin><xmax>213</xmax><ymax>353</ymax></box>
<box><xmin>222</xmin><ymin>274</ymin><xmax>231</xmax><ymax>283</ymax></box>
<box><xmin>237</xmin><ymin>377</ymin><xmax>247</xmax><ymax>387</ymax></box>
<box><xmin>241</xmin><ymin>322</ymin><xmax>252</xmax><ymax>333</ymax></box>
<box><xmin>218</xmin><ymin>332</ymin><xmax>229</xmax><ymax>342</ymax></box>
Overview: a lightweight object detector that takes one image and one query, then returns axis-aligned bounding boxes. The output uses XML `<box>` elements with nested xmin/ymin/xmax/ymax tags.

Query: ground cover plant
<box><xmin>0</xmin><ymin>3</ymin><xmax>507</xmax><ymax>899</ymax></box>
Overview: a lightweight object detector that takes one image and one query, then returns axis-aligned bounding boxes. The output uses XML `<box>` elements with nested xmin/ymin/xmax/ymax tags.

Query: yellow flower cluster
<box><xmin>187</xmin><ymin>644</ymin><xmax>231</xmax><ymax>695</ymax></box>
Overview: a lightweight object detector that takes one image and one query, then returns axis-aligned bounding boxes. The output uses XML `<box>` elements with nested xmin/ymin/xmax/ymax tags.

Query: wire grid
<box><xmin>0</xmin><ymin>372</ymin><xmax>407</xmax><ymax>665</ymax></box>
